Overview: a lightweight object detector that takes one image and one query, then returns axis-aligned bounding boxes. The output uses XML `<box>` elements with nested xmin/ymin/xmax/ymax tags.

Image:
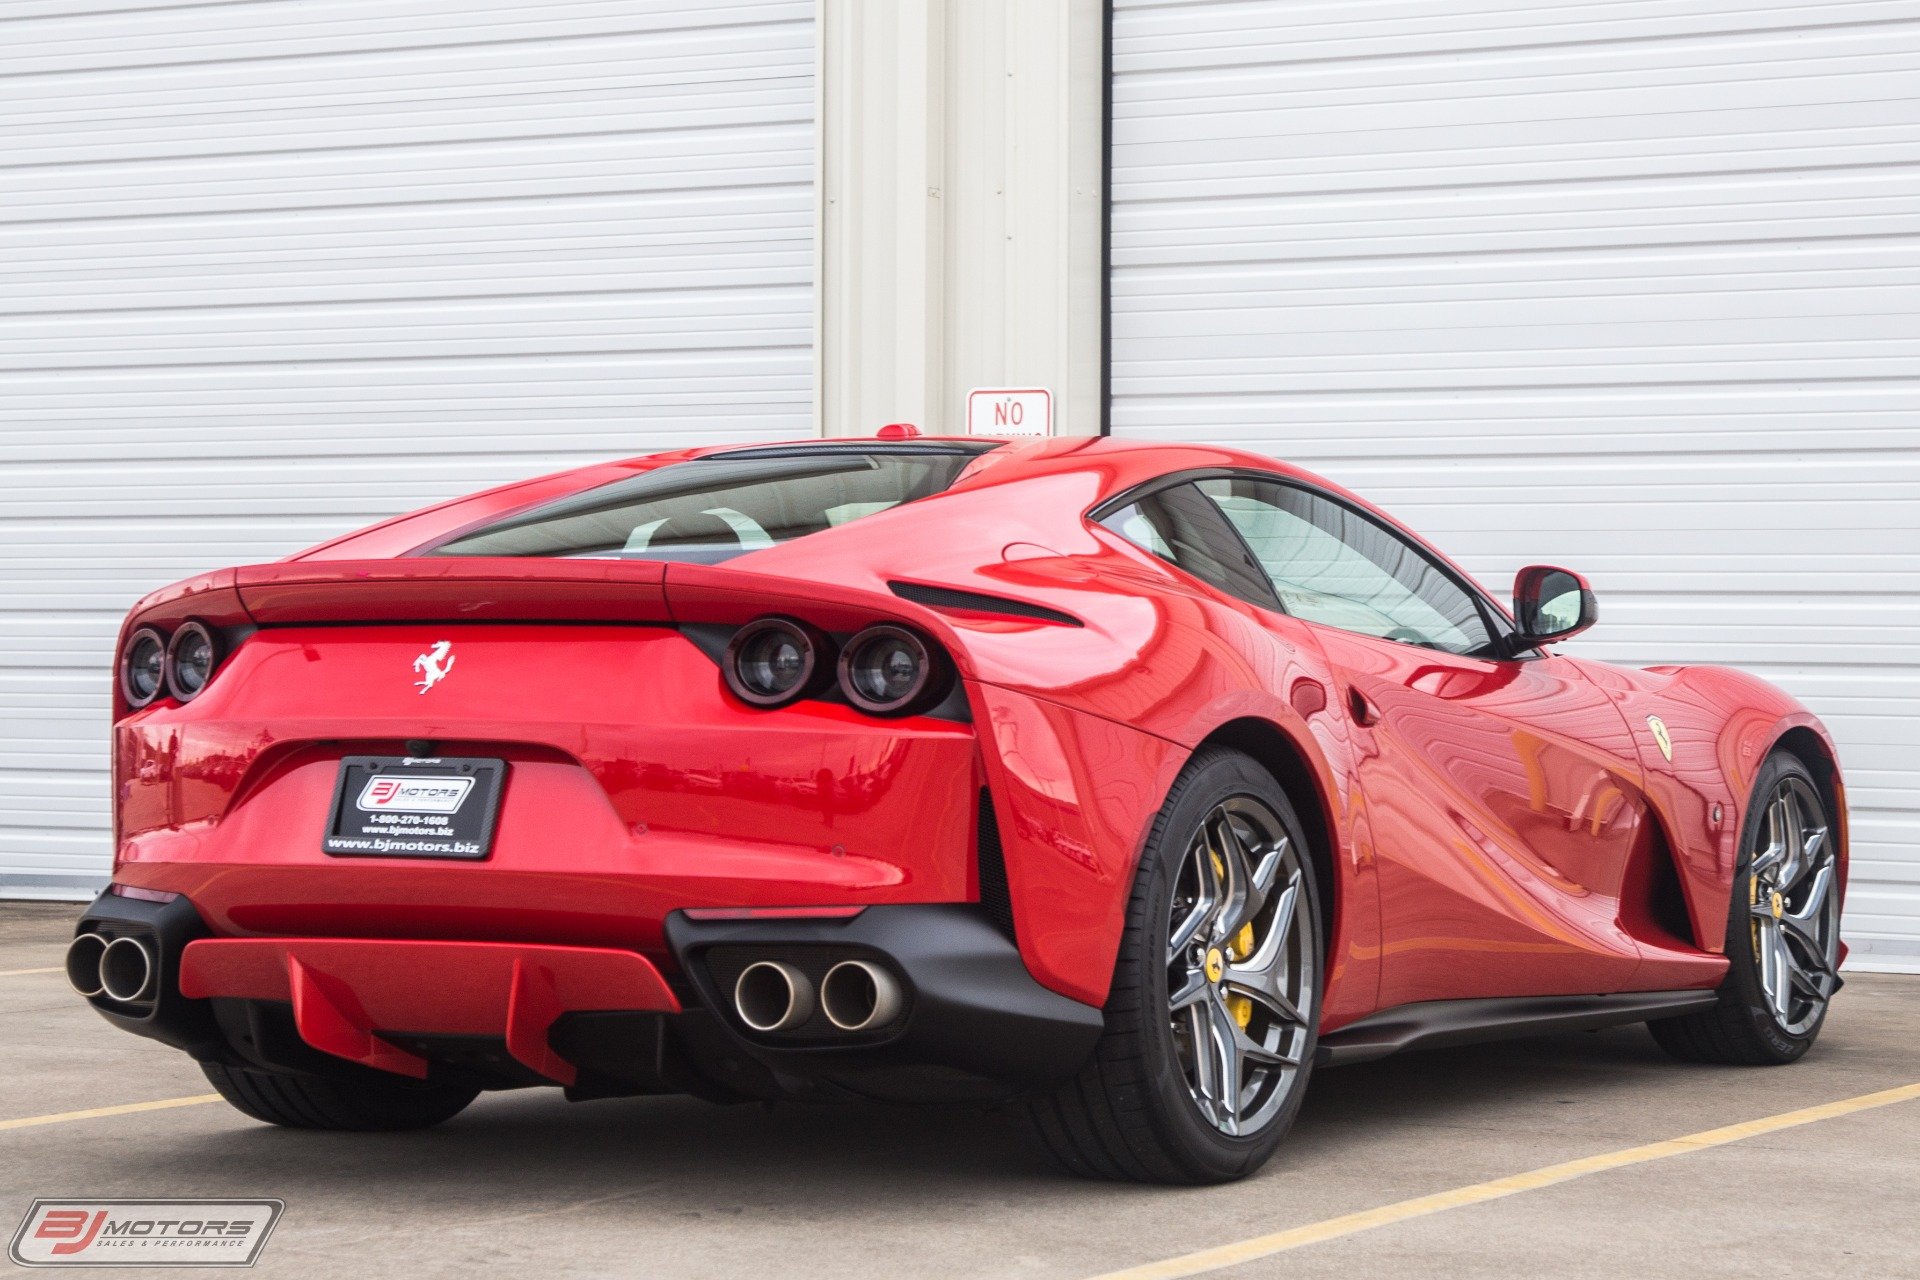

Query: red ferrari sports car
<box><xmin>72</xmin><ymin>434</ymin><xmax>1845</xmax><ymax>1183</ymax></box>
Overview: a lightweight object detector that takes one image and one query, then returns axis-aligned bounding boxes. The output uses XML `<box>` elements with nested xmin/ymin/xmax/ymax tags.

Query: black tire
<box><xmin>1026</xmin><ymin>747</ymin><xmax>1323</xmax><ymax>1184</ymax></box>
<box><xmin>1649</xmin><ymin>751</ymin><xmax>1841</xmax><ymax>1066</ymax></box>
<box><xmin>202</xmin><ymin>1061</ymin><xmax>480</xmax><ymax>1131</ymax></box>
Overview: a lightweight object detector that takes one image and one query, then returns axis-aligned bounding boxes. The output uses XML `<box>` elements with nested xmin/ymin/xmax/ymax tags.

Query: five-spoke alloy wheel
<box><xmin>1029</xmin><ymin>748</ymin><xmax>1323</xmax><ymax>1183</ymax></box>
<box><xmin>1651</xmin><ymin>750</ymin><xmax>1843</xmax><ymax>1065</ymax></box>
<box><xmin>1165</xmin><ymin>798</ymin><xmax>1314</xmax><ymax>1137</ymax></box>
<box><xmin>1746</xmin><ymin>773</ymin><xmax>1842</xmax><ymax>1036</ymax></box>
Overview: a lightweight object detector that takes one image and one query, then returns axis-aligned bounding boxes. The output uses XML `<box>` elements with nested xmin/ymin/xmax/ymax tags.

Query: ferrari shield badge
<box><xmin>1647</xmin><ymin>715</ymin><xmax>1673</xmax><ymax>762</ymax></box>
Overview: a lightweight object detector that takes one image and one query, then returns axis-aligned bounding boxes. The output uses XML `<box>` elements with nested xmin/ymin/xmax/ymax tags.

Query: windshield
<box><xmin>428</xmin><ymin>444</ymin><xmax>995</xmax><ymax>562</ymax></box>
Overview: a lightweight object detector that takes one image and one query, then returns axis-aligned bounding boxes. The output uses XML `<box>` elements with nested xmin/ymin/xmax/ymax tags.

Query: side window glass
<box><xmin>1096</xmin><ymin>486</ymin><xmax>1279</xmax><ymax>610</ymax></box>
<box><xmin>1196</xmin><ymin>478</ymin><xmax>1493</xmax><ymax>656</ymax></box>
<box><xmin>1101</xmin><ymin>501</ymin><xmax>1176</xmax><ymax>560</ymax></box>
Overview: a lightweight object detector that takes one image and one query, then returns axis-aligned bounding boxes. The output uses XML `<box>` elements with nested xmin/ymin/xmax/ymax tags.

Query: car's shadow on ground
<box><xmin>96</xmin><ymin>1024</ymin><xmax>1703</xmax><ymax>1211</ymax></box>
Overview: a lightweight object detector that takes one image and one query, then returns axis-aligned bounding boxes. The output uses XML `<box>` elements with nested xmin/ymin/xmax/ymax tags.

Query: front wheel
<box><xmin>1027</xmin><ymin>748</ymin><xmax>1322</xmax><ymax>1183</ymax></box>
<box><xmin>1649</xmin><ymin>751</ymin><xmax>1842</xmax><ymax>1065</ymax></box>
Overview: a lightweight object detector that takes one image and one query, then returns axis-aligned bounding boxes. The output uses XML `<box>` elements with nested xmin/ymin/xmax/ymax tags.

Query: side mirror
<box><xmin>1513</xmin><ymin>565</ymin><xmax>1596</xmax><ymax>645</ymax></box>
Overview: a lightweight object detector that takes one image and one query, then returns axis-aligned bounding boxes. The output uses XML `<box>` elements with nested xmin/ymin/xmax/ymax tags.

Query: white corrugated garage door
<box><xmin>1110</xmin><ymin>0</ymin><xmax>1920</xmax><ymax>970</ymax></box>
<box><xmin>0</xmin><ymin>0</ymin><xmax>815</xmax><ymax>897</ymax></box>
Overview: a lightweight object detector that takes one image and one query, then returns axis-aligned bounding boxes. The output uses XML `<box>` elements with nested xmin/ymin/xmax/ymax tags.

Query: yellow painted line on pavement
<box><xmin>1088</xmin><ymin>1081</ymin><xmax>1920</xmax><ymax>1280</ymax></box>
<box><xmin>0</xmin><ymin>1095</ymin><xmax>222</xmax><ymax>1133</ymax></box>
<box><xmin>0</xmin><ymin>967</ymin><xmax>61</xmax><ymax>978</ymax></box>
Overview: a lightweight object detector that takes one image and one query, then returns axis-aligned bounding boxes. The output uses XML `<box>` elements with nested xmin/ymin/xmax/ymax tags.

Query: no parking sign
<box><xmin>966</xmin><ymin>388</ymin><xmax>1051</xmax><ymax>437</ymax></box>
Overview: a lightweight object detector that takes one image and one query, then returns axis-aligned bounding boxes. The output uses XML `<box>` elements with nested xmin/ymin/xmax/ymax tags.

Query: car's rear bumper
<box><xmin>71</xmin><ymin>891</ymin><xmax>1103</xmax><ymax>1102</ymax></box>
<box><xmin>665</xmin><ymin>904</ymin><xmax>1104</xmax><ymax>1094</ymax></box>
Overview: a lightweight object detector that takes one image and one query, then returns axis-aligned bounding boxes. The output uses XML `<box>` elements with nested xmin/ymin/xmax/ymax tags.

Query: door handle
<box><xmin>1347</xmin><ymin>686</ymin><xmax>1379</xmax><ymax>726</ymax></box>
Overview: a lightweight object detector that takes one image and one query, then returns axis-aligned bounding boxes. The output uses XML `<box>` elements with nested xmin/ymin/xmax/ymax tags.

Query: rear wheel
<box><xmin>1027</xmin><ymin>748</ymin><xmax>1322</xmax><ymax>1183</ymax></box>
<box><xmin>202</xmin><ymin>1061</ymin><xmax>480</xmax><ymax>1131</ymax></box>
<box><xmin>1649</xmin><ymin>752</ymin><xmax>1842</xmax><ymax>1065</ymax></box>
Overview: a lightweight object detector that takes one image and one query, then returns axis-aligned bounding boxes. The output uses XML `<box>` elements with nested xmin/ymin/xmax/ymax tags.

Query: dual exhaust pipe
<box><xmin>733</xmin><ymin>958</ymin><xmax>902</xmax><ymax>1034</ymax></box>
<box><xmin>66</xmin><ymin>932</ymin><xmax>155</xmax><ymax>1004</ymax></box>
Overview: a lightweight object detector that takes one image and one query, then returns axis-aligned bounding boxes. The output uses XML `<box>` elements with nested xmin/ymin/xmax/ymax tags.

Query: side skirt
<box><xmin>1316</xmin><ymin>990</ymin><xmax>1721</xmax><ymax>1067</ymax></box>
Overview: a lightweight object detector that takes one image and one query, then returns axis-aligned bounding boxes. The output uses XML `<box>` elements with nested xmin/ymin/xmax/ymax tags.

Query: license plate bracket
<box><xmin>322</xmin><ymin>756</ymin><xmax>507</xmax><ymax>859</ymax></box>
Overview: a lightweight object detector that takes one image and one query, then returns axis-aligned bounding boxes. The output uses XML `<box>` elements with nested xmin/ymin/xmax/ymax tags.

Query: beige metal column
<box><xmin>817</xmin><ymin>0</ymin><xmax>1104</xmax><ymax>438</ymax></box>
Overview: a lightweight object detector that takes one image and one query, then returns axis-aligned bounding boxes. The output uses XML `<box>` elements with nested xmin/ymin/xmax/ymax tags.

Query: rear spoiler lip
<box><xmin>229</xmin><ymin>558</ymin><xmax>672</xmax><ymax>626</ymax></box>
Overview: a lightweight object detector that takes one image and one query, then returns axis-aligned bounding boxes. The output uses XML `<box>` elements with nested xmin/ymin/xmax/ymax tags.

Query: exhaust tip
<box><xmin>65</xmin><ymin>933</ymin><xmax>108</xmax><ymax>999</ymax></box>
<box><xmin>99</xmin><ymin>936</ymin><xmax>155</xmax><ymax>1003</ymax></box>
<box><xmin>733</xmin><ymin>960</ymin><xmax>814</xmax><ymax>1033</ymax></box>
<box><xmin>820</xmin><ymin>959</ymin><xmax>903</xmax><ymax>1032</ymax></box>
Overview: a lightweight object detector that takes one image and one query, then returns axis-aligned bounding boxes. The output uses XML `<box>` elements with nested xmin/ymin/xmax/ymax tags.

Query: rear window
<box><xmin>428</xmin><ymin>444</ymin><xmax>994</xmax><ymax>562</ymax></box>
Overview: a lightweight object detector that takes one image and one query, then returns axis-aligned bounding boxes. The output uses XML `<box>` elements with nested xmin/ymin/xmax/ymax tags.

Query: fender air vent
<box><xmin>889</xmin><ymin>582</ymin><xmax>1081</xmax><ymax>627</ymax></box>
<box><xmin>976</xmin><ymin>789</ymin><xmax>1016</xmax><ymax>942</ymax></box>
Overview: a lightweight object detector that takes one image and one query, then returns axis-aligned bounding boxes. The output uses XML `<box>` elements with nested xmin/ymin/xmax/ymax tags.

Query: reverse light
<box><xmin>724</xmin><ymin>617</ymin><xmax>831</xmax><ymax>708</ymax></box>
<box><xmin>120</xmin><ymin>627</ymin><xmax>167</xmax><ymax>708</ymax></box>
<box><xmin>165</xmin><ymin>621</ymin><xmax>219</xmax><ymax>702</ymax></box>
<box><xmin>838</xmin><ymin>624</ymin><xmax>948</xmax><ymax>717</ymax></box>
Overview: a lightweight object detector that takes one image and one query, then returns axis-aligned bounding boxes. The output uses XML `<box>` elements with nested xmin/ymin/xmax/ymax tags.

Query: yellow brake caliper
<box><xmin>1209</xmin><ymin>846</ymin><xmax>1256</xmax><ymax>1029</ymax></box>
<box><xmin>1225</xmin><ymin>922</ymin><xmax>1255</xmax><ymax>1029</ymax></box>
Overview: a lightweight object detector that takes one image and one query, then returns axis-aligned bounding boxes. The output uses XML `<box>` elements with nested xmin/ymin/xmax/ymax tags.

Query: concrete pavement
<box><xmin>3</xmin><ymin>902</ymin><xmax>1915</xmax><ymax>1279</ymax></box>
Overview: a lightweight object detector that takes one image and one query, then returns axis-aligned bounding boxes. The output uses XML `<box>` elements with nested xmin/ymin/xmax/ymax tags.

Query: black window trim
<box><xmin>1089</xmin><ymin>476</ymin><xmax>1282</xmax><ymax>613</ymax></box>
<box><xmin>1088</xmin><ymin>467</ymin><xmax>1535</xmax><ymax>662</ymax></box>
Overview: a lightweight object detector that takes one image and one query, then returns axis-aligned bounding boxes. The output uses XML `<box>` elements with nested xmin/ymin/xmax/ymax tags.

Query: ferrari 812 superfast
<box><xmin>72</xmin><ymin>434</ymin><xmax>1846</xmax><ymax>1183</ymax></box>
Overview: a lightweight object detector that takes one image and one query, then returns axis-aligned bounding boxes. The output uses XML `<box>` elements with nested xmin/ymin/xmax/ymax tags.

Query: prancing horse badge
<box><xmin>1646</xmin><ymin>715</ymin><xmax>1673</xmax><ymax>762</ymax></box>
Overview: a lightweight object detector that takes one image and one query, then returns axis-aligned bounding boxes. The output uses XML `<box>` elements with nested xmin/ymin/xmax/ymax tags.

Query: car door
<box><xmin>1188</xmin><ymin>476</ymin><xmax>1652</xmax><ymax>1006</ymax></box>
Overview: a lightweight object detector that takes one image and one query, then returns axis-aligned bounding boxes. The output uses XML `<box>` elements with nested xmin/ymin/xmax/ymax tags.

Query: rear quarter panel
<box><xmin>730</xmin><ymin>457</ymin><xmax>1380</xmax><ymax>1019</ymax></box>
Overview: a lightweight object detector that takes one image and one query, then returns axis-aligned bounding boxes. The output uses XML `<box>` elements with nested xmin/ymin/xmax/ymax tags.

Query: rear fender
<box><xmin>970</xmin><ymin>684</ymin><xmax>1188</xmax><ymax>1007</ymax></box>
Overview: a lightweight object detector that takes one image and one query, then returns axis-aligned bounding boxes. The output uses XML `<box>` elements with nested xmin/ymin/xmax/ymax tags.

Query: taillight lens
<box><xmin>724</xmin><ymin>617</ymin><xmax>829</xmax><ymax>708</ymax></box>
<box><xmin>838</xmin><ymin>624</ymin><xmax>947</xmax><ymax>716</ymax></box>
<box><xmin>165</xmin><ymin>621</ymin><xmax>219</xmax><ymax>702</ymax></box>
<box><xmin>120</xmin><ymin>627</ymin><xmax>167</xmax><ymax>708</ymax></box>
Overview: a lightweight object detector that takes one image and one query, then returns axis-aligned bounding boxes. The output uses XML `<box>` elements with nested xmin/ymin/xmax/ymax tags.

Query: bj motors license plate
<box><xmin>322</xmin><ymin>756</ymin><xmax>506</xmax><ymax>859</ymax></box>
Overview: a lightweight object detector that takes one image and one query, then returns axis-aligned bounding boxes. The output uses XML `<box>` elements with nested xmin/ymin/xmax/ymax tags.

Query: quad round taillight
<box><xmin>165</xmin><ymin>621</ymin><xmax>219</xmax><ymax>702</ymax></box>
<box><xmin>120</xmin><ymin>627</ymin><xmax>168</xmax><ymax>708</ymax></box>
<box><xmin>724</xmin><ymin>617</ymin><xmax>830</xmax><ymax>708</ymax></box>
<box><xmin>837</xmin><ymin>624</ymin><xmax>948</xmax><ymax>717</ymax></box>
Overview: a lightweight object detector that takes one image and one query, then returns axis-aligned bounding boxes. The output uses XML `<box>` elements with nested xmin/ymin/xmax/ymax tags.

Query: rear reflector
<box><xmin>108</xmin><ymin>884</ymin><xmax>179</xmax><ymax>904</ymax></box>
<box><xmin>680</xmin><ymin>906</ymin><xmax>867</xmax><ymax>921</ymax></box>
